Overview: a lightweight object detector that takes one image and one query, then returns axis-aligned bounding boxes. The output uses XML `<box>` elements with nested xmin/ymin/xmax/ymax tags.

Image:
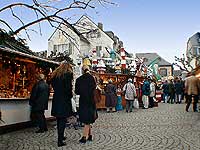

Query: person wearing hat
<box><xmin>75</xmin><ymin>65</ymin><xmax>97</xmax><ymax>143</ymax></box>
<box><xmin>105</xmin><ymin>79</ymin><xmax>117</xmax><ymax>113</ymax></box>
<box><xmin>123</xmin><ymin>78</ymin><xmax>137</xmax><ymax>112</ymax></box>
<box><xmin>29</xmin><ymin>73</ymin><xmax>49</xmax><ymax>133</ymax></box>
<box><xmin>50</xmin><ymin>61</ymin><xmax>73</xmax><ymax>147</ymax></box>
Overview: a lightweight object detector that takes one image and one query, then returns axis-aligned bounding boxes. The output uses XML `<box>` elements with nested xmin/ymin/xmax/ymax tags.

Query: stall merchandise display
<box><xmin>0</xmin><ymin>49</ymin><xmax>58</xmax><ymax>99</ymax></box>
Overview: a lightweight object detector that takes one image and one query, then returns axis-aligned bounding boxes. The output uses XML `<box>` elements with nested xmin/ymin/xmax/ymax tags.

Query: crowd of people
<box><xmin>161</xmin><ymin>72</ymin><xmax>200</xmax><ymax>112</ymax></box>
<box><xmin>29</xmin><ymin>62</ymin><xmax>98</xmax><ymax>147</ymax></box>
<box><xmin>29</xmin><ymin>61</ymin><xmax>200</xmax><ymax>147</ymax></box>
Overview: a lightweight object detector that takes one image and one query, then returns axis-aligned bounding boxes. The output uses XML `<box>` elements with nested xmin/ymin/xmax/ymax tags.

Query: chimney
<box><xmin>98</xmin><ymin>22</ymin><xmax>103</xmax><ymax>30</ymax></box>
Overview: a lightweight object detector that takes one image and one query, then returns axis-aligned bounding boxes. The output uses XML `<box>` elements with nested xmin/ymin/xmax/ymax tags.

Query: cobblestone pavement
<box><xmin>1</xmin><ymin>103</ymin><xmax>200</xmax><ymax>150</ymax></box>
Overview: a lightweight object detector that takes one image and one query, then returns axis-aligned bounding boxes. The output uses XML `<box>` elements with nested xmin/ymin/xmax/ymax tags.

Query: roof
<box><xmin>135</xmin><ymin>53</ymin><xmax>172</xmax><ymax>66</ymax></box>
<box><xmin>0</xmin><ymin>46</ymin><xmax>59</xmax><ymax>65</ymax></box>
<box><xmin>4</xmin><ymin>42</ymin><xmax>34</xmax><ymax>55</ymax></box>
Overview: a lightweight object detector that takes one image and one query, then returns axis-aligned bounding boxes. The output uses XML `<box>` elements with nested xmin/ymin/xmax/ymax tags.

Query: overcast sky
<box><xmin>1</xmin><ymin>0</ymin><xmax>200</xmax><ymax>64</ymax></box>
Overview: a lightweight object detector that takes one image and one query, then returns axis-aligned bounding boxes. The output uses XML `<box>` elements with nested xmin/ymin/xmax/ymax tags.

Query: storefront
<box><xmin>0</xmin><ymin>47</ymin><xmax>58</xmax><ymax>131</ymax></box>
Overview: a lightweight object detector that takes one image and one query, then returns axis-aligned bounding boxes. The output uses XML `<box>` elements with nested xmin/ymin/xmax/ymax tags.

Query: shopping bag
<box><xmin>134</xmin><ymin>98</ymin><xmax>139</xmax><ymax>109</ymax></box>
<box><xmin>71</xmin><ymin>98</ymin><xmax>77</xmax><ymax>113</ymax></box>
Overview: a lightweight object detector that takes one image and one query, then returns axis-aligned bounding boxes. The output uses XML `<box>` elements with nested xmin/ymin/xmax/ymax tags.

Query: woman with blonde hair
<box><xmin>50</xmin><ymin>61</ymin><xmax>73</xmax><ymax>147</ymax></box>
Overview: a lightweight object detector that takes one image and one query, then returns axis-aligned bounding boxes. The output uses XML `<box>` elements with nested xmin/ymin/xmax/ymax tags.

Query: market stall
<box><xmin>93</xmin><ymin>73</ymin><xmax>144</xmax><ymax>109</ymax></box>
<box><xmin>0</xmin><ymin>47</ymin><xmax>58</xmax><ymax>131</ymax></box>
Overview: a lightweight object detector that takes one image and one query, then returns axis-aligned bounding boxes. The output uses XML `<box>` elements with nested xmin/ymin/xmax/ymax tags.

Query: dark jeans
<box><xmin>56</xmin><ymin>117</ymin><xmax>66</xmax><ymax>142</ymax></box>
<box><xmin>186</xmin><ymin>95</ymin><xmax>199</xmax><ymax>112</ymax></box>
<box><xmin>149</xmin><ymin>97</ymin><xmax>154</xmax><ymax>108</ymax></box>
<box><xmin>35</xmin><ymin>110</ymin><xmax>47</xmax><ymax>130</ymax></box>
<box><xmin>126</xmin><ymin>100</ymin><xmax>133</xmax><ymax>112</ymax></box>
<box><xmin>168</xmin><ymin>93</ymin><xmax>175</xmax><ymax>103</ymax></box>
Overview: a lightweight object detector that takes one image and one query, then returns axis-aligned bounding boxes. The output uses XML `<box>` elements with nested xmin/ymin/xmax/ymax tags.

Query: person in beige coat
<box><xmin>185</xmin><ymin>72</ymin><xmax>200</xmax><ymax>112</ymax></box>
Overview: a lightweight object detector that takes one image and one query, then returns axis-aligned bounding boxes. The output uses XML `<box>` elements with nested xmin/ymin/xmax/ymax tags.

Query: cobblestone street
<box><xmin>1</xmin><ymin>103</ymin><xmax>200</xmax><ymax>150</ymax></box>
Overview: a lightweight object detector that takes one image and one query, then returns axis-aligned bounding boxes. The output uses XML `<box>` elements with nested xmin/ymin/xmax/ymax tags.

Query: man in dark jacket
<box><xmin>174</xmin><ymin>79</ymin><xmax>183</xmax><ymax>104</ymax></box>
<box><xmin>29</xmin><ymin>74</ymin><xmax>49</xmax><ymax>133</ymax></box>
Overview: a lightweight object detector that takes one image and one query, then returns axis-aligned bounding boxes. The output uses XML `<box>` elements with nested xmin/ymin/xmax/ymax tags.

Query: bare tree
<box><xmin>0</xmin><ymin>0</ymin><xmax>116</xmax><ymax>40</ymax></box>
<box><xmin>174</xmin><ymin>52</ymin><xmax>200</xmax><ymax>72</ymax></box>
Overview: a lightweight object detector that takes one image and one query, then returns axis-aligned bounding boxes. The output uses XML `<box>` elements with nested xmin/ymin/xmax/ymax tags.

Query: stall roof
<box><xmin>0</xmin><ymin>46</ymin><xmax>59</xmax><ymax>65</ymax></box>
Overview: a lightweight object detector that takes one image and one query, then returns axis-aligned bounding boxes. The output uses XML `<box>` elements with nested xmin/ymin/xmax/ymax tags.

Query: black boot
<box><xmin>35</xmin><ymin>129</ymin><xmax>45</xmax><ymax>133</ymax></box>
<box><xmin>63</xmin><ymin>136</ymin><xmax>66</xmax><ymax>141</ymax></box>
<box><xmin>79</xmin><ymin>136</ymin><xmax>87</xmax><ymax>143</ymax></box>
<box><xmin>58</xmin><ymin>141</ymin><xmax>66</xmax><ymax>147</ymax></box>
<box><xmin>87</xmin><ymin>135</ymin><xmax>92</xmax><ymax>141</ymax></box>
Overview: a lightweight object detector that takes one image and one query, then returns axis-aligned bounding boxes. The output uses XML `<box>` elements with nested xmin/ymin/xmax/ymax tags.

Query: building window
<box><xmin>196</xmin><ymin>47</ymin><xmax>200</xmax><ymax>55</ymax></box>
<box><xmin>160</xmin><ymin>68</ymin><xmax>167</xmax><ymax>77</ymax></box>
<box><xmin>53</xmin><ymin>45</ymin><xmax>58</xmax><ymax>54</ymax></box>
<box><xmin>86</xmin><ymin>29</ymin><xmax>101</xmax><ymax>38</ymax></box>
<box><xmin>97</xmin><ymin>31</ymin><xmax>101</xmax><ymax>38</ymax></box>
<box><xmin>53</xmin><ymin>44</ymin><xmax>72</xmax><ymax>55</ymax></box>
<box><xmin>96</xmin><ymin>46</ymin><xmax>102</xmax><ymax>57</ymax></box>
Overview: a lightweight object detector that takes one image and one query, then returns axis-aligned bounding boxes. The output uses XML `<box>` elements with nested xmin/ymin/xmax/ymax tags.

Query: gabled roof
<box><xmin>48</xmin><ymin>21</ymin><xmax>90</xmax><ymax>44</ymax></box>
<box><xmin>135</xmin><ymin>53</ymin><xmax>172</xmax><ymax>66</ymax></box>
<box><xmin>75</xmin><ymin>15</ymin><xmax>114</xmax><ymax>43</ymax></box>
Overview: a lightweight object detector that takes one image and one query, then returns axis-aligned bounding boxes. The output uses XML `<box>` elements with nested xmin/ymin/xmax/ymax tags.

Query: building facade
<box><xmin>186</xmin><ymin>32</ymin><xmax>200</xmax><ymax>69</ymax></box>
<box><xmin>74</xmin><ymin>15</ymin><xmax>114</xmax><ymax>58</ymax></box>
<box><xmin>136</xmin><ymin>53</ymin><xmax>173</xmax><ymax>80</ymax></box>
<box><xmin>47</xmin><ymin>23</ymin><xmax>90</xmax><ymax>65</ymax></box>
<box><xmin>47</xmin><ymin>15</ymin><xmax>124</xmax><ymax>66</ymax></box>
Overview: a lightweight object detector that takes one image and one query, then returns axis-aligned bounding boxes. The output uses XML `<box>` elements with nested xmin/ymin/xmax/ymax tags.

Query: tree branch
<box><xmin>0</xmin><ymin>0</ymin><xmax>116</xmax><ymax>39</ymax></box>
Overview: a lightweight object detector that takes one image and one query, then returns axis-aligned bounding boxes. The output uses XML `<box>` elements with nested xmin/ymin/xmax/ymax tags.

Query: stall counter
<box><xmin>0</xmin><ymin>98</ymin><xmax>53</xmax><ymax>127</ymax></box>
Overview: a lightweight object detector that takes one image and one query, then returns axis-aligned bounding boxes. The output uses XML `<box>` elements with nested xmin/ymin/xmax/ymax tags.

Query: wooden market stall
<box><xmin>0</xmin><ymin>46</ymin><xmax>58</xmax><ymax>133</ymax></box>
<box><xmin>92</xmin><ymin>73</ymin><xmax>144</xmax><ymax>109</ymax></box>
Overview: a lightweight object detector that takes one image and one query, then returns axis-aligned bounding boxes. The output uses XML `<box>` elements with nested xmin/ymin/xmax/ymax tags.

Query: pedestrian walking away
<box><xmin>50</xmin><ymin>61</ymin><xmax>73</xmax><ymax>147</ymax></box>
<box><xmin>149</xmin><ymin>78</ymin><xmax>156</xmax><ymax>108</ymax></box>
<box><xmin>185</xmin><ymin>71</ymin><xmax>200</xmax><ymax>112</ymax></box>
<box><xmin>142</xmin><ymin>77</ymin><xmax>150</xmax><ymax>109</ymax></box>
<box><xmin>75</xmin><ymin>65</ymin><xmax>98</xmax><ymax>144</ymax></box>
<box><xmin>105</xmin><ymin>79</ymin><xmax>117</xmax><ymax>113</ymax></box>
<box><xmin>123</xmin><ymin>78</ymin><xmax>137</xmax><ymax>112</ymax></box>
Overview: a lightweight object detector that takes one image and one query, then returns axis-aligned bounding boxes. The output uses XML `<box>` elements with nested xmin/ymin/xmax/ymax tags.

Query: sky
<box><xmin>1</xmin><ymin>0</ymin><xmax>200</xmax><ymax>64</ymax></box>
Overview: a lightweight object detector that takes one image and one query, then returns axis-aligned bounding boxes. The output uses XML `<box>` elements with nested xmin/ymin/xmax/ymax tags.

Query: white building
<box><xmin>47</xmin><ymin>23</ymin><xmax>90</xmax><ymax>65</ymax></box>
<box><xmin>74</xmin><ymin>15</ymin><xmax>115</xmax><ymax>59</ymax></box>
<box><xmin>47</xmin><ymin>15</ymin><xmax>124</xmax><ymax>66</ymax></box>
